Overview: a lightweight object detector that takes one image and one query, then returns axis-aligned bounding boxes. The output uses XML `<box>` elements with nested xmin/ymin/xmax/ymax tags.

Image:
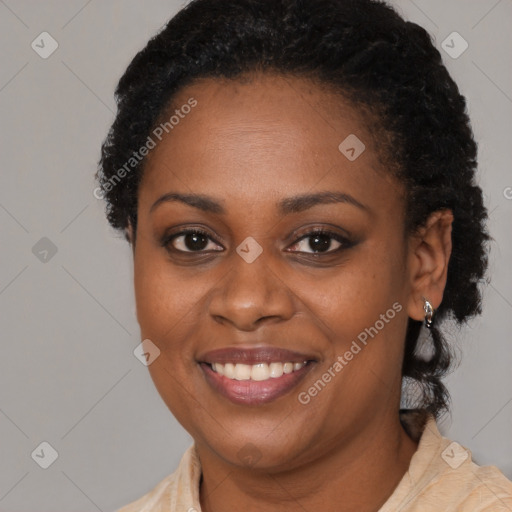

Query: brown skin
<box><xmin>128</xmin><ymin>73</ymin><xmax>453</xmax><ymax>511</ymax></box>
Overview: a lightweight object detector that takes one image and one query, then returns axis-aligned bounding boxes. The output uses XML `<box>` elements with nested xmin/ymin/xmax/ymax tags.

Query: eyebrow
<box><xmin>149</xmin><ymin>191</ymin><xmax>369</xmax><ymax>215</ymax></box>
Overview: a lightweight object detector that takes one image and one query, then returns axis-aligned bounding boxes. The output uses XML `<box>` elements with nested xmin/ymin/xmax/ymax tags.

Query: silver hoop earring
<box><xmin>422</xmin><ymin>297</ymin><xmax>435</xmax><ymax>328</ymax></box>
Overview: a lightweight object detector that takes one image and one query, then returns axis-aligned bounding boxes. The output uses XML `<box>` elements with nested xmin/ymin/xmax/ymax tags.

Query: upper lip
<box><xmin>198</xmin><ymin>345</ymin><xmax>318</xmax><ymax>365</ymax></box>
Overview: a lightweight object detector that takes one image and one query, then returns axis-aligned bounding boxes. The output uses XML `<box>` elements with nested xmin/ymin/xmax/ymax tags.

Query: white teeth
<box><xmin>234</xmin><ymin>363</ymin><xmax>252</xmax><ymax>380</ymax></box>
<box><xmin>251</xmin><ymin>363</ymin><xmax>270</xmax><ymax>381</ymax></box>
<box><xmin>283</xmin><ymin>362</ymin><xmax>294</xmax><ymax>374</ymax></box>
<box><xmin>212</xmin><ymin>362</ymin><xmax>224</xmax><ymax>376</ymax></box>
<box><xmin>210</xmin><ymin>361</ymin><xmax>308</xmax><ymax>381</ymax></box>
<box><xmin>269</xmin><ymin>362</ymin><xmax>284</xmax><ymax>378</ymax></box>
<box><xmin>224</xmin><ymin>363</ymin><xmax>235</xmax><ymax>379</ymax></box>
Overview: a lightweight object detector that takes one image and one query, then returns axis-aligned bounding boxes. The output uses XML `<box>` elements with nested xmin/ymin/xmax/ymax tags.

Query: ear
<box><xmin>125</xmin><ymin>220</ymin><xmax>135</xmax><ymax>251</ymax></box>
<box><xmin>406</xmin><ymin>209</ymin><xmax>454</xmax><ymax>322</ymax></box>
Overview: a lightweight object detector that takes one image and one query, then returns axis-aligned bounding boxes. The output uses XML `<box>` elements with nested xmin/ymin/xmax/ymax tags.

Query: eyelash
<box><xmin>161</xmin><ymin>227</ymin><xmax>354</xmax><ymax>256</ymax></box>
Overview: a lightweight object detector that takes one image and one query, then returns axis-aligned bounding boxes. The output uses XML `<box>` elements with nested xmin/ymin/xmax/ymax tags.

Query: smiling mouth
<box><xmin>198</xmin><ymin>346</ymin><xmax>317</xmax><ymax>405</ymax></box>
<box><xmin>209</xmin><ymin>360</ymin><xmax>308</xmax><ymax>381</ymax></box>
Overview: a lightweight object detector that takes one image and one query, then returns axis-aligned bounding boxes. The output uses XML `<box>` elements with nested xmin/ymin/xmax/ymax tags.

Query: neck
<box><xmin>198</xmin><ymin>412</ymin><xmax>419</xmax><ymax>512</ymax></box>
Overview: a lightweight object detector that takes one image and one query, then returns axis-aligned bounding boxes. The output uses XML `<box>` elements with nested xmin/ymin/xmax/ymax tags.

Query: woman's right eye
<box><xmin>163</xmin><ymin>229</ymin><xmax>224</xmax><ymax>253</ymax></box>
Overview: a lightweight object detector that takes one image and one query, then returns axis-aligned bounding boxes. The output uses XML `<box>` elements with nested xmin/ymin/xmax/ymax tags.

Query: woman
<box><xmin>97</xmin><ymin>0</ymin><xmax>512</xmax><ymax>510</ymax></box>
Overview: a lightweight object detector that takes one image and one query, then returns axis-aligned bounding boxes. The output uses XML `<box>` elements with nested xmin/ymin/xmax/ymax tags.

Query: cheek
<box><xmin>133</xmin><ymin>242</ymin><xmax>224</xmax><ymax>368</ymax></box>
<box><xmin>307</xmin><ymin>240</ymin><xmax>408</xmax><ymax>393</ymax></box>
<box><xmin>308</xmin><ymin>242</ymin><xmax>406</xmax><ymax>332</ymax></box>
<box><xmin>132</xmin><ymin>245</ymin><xmax>209</xmax><ymax>429</ymax></box>
<box><xmin>133</xmin><ymin>244</ymin><xmax>199</xmax><ymax>348</ymax></box>
<box><xmin>134</xmin><ymin>256</ymin><xmax>172</xmax><ymax>339</ymax></box>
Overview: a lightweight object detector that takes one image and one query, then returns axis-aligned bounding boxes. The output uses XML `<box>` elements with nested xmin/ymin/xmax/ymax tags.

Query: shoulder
<box><xmin>381</xmin><ymin>411</ymin><xmax>512</xmax><ymax>511</ymax></box>
<box><xmin>455</xmin><ymin>462</ymin><xmax>512</xmax><ymax>511</ymax></box>
<box><xmin>114</xmin><ymin>444</ymin><xmax>200</xmax><ymax>512</ymax></box>
<box><xmin>416</xmin><ymin>457</ymin><xmax>512</xmax><ymax>511</ymax></box>
<box><xmin>115</xmin><ymin>472</ymin><xmax>176</xmax><ymax>512</ymax></box>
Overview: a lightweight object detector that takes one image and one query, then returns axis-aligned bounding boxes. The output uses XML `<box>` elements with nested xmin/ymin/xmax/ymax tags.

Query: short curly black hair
<box><xmin>97</xmin><ymin>0</ymin><xmax>490</xmax><ymax>418</ymax></box>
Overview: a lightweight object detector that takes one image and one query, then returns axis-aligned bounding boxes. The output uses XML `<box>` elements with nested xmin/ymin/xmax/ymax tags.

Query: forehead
<box><xmin>139</xmin><ymin>72</ymin><xmax>402</xmax><ymax>211</ymax></box>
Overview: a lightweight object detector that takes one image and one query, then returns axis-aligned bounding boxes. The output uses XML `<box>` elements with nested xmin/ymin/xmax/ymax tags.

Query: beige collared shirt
<box><xmin>116</xmin><ymin>413</ymin><xmax>512</xmax><ymax>511</ymax></box>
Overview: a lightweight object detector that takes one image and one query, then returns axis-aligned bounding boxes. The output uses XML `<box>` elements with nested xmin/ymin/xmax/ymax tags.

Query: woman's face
<box><xmin>132</xmin><ymin>73</ymin><xmax>418</xmax><ymax>469</ymax></box>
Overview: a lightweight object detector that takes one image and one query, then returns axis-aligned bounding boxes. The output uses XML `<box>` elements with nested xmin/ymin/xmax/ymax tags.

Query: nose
<box><xmin>208</xmin><ymin>252</ymin><xmax>296</xmax><ymax>331</ymax></box>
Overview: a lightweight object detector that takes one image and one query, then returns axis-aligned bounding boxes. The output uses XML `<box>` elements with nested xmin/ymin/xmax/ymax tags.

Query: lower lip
<box><xmin>200</xmin><ymin>362</ymin><xmax>314</xmax><ymax>405</ymax></box>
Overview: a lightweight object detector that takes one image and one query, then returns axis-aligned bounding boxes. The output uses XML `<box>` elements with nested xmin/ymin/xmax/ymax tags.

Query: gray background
<box><xmin>0</xmin><ymin>0</ymin><xmax>511</xmax><ymax>510</ymax></box>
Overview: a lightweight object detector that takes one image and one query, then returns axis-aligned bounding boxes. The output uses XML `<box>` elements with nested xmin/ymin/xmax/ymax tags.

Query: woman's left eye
<box><xmin>287</xmin><ymin>231</ymin><xmax>349</xmax><ymax>254</ymax></box>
